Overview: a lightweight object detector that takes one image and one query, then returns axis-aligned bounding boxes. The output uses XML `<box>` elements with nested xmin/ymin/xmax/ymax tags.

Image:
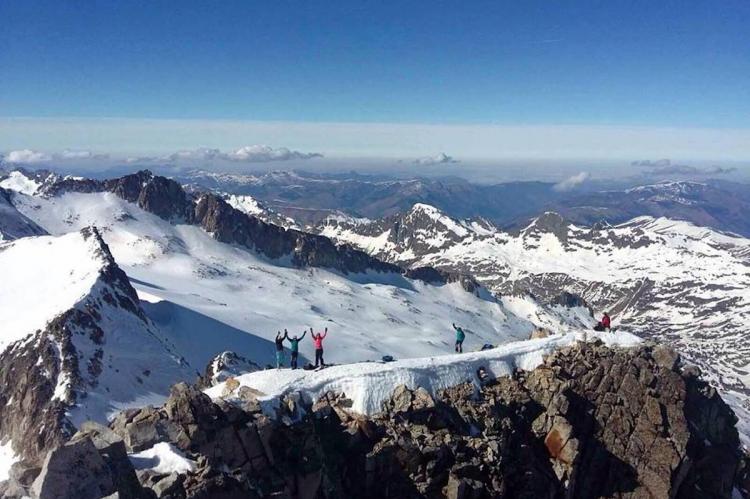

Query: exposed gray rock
<box><xmin>31</xmin><ymin>437</ymin><xmax>115</xmax><ymax>499</ymax></box>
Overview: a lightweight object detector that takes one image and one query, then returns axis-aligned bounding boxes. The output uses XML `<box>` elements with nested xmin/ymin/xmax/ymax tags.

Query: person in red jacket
<box><xmin>311</xmin><ymin>327</ymin><xmax>328</xmax><ymax>368</ymax></box>
<box><xmin>601</xmin><ymin>312</ymin><xmax>611</xmax><ymax>331</ymax></box>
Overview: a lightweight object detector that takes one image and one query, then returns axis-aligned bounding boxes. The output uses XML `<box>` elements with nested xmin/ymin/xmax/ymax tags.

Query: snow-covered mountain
<box><xmin>317</xmin><ymin>204</ymin><xmax>750</xmax><ymax>418</ymax></box>
<box><xmin>4</xmin><ymin>171</ymin><xmax>592</xmax><ymax>364</ymax></box>
<box><xmin>0</xmin><ymin>228</ymin><xmax>193</xmax><ymax>463</ymax></box>
<box><xmin>0</xmin><ymin>169</ymin><xmax>601</xmax><ymax>469</ymax></box>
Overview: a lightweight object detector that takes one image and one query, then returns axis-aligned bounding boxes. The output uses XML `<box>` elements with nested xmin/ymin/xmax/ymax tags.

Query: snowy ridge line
<box><xmin>207</xmin><ymin>330</ymin><xmax>642</xmax><ymax>417</ymax></box>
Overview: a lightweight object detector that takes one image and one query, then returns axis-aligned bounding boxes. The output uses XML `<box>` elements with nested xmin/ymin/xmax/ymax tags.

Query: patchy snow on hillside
<box><xmin>207</xmin><ymin>331</ymin><xmax>642</xmax><ymax>417</ymax></box>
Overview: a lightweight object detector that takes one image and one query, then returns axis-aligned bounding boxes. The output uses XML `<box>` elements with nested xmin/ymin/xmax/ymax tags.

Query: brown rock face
<box><xmin>11</xmin><ymin>341</ymin><xmax>738</xmax><ymax>499</ymax></box>
<box><xmin>3</xmin><ymin>338</ymin><xmax>744</xmax><ymax>498</ymax></box>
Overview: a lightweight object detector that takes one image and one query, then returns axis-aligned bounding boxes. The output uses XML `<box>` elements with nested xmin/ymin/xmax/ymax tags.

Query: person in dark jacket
<box><xmin>275</xmin><ymin>330</ymin><xmax>288</xmax><ymax>368</ymax></box>
<box><xmin>311</xmin><ymin>327</ymin><xmax>328</xmax><ymax>368</ymax></box>
<box><xmin>285</xmin><ymin>329</ymin><xmax>306</xmax><ymax>370</ymax></box>
<box><xmin>452</xmin><ymin>323</ymin><xmax>466</xmax><ymax>353</ymax></box>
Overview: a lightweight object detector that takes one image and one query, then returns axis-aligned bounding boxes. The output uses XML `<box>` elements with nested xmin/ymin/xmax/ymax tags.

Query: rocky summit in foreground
<box><xmin>2</xmin><ymin>341</ymin><xmax>748</xmax><ymax>499</ymax></box>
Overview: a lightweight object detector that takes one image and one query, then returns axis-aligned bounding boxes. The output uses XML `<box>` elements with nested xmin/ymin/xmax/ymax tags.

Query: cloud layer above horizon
<box><xmin>2</xmin><ymin>118</ymin><xmax>750</xmax><ymax>164</ymax></box>
<box><xmin>1</xmin><ymin>145</ymin><xmax>323</xmax><ymax>166</ymax></box>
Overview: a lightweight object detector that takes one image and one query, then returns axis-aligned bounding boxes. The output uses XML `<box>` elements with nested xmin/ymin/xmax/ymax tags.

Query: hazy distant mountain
<box><xmin>172</xmin><ymin>169</ymin><xmax>750</xmax><ymax>237</ymax></box>
<box><xmin>553</xmin><ymin>180</ymin><xmax>750</xmax><ymax>237</ymax></box>
<box><xmin>174</xmin><ymin>169</ymin><xmax>565</xmax><ymax>226</ymax></box>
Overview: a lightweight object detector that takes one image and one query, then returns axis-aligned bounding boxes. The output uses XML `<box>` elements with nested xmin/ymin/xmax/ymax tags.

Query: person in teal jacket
<box><xmin>452</xmin><ymin>323</ymin><xmax>466</xmax><ymax>353</ymax></box>
<box><xmin>285</xmin><ymin>329</ymin><xmax>306</xmax><ymax>370</ymax></box>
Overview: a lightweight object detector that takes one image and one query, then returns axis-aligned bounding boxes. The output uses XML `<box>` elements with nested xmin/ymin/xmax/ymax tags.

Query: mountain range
<box><xmin>168</xmin><ymin>168</ymin><xmax>750</xmax><ymax>237</ymax></box>
<box><xmin>1</xmin><ymin>166</ymin><xmax>749</xmax><ymax>498</ymax></box>
<box><xmin>315</xmin><ymin>203</ymin><xmax>750</xmax><ymax>431</ymax></box>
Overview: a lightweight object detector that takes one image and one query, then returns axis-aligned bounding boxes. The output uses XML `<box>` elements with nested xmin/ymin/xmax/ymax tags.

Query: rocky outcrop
<box><xmin>403</xmin><ymin>267</ymin><xmax>481</xmax><ymax>294</ymax></box>
<box><xmin>196</xmin><ymin>351</ymin><xmax>261</xmax><ymax>389</ymax></box>
<box><xmin>105</xmin><ymin>171</ymin><xmax>195</xmax><ymax>223</ymax></box>
<box><xmin>194</xmin><ymin>192</ymin><xmax>400</xmax><ymax>274</ymax></box>
<box><xmin>6</xmin><ymin>341</ymin><xmax>744</xmax><ymax>498</ymax></box>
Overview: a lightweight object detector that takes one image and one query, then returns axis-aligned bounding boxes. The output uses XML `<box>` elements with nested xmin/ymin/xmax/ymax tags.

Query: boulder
<box><xmin>530</xmin><ymin>327</ymin><xmax>551</xmax><ymax>339</ymax></box>
<box><xmin>72</xmin><ymin>421</ymin><xmax>144</xmax><ymax>499</ymax></box>
<box><xmin>31</xmin><ymin>437</ymin><xmax>116</xmax><ymax>499</ymax></box>
<box><xmin>651</xmin><ymin>344</ymin><xmax>680</xmax><ymax>371</ymax></box>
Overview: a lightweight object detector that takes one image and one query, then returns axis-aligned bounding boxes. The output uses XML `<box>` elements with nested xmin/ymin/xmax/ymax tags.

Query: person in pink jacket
<box><xmin>310</xmin><ymin>327</ymin><xmax>328</xmax><ymax>368</ymax></box>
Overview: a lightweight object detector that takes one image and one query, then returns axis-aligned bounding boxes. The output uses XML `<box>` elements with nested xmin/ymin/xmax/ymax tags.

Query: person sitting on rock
<box><xmin>285</xmin><ymin>329</ymin><xmax>306</xmax><ymax>370</ymax></box>
<box><xmin>311</xmin><ymin>327</ymin><xmax>328</xmax><ymax>368</ymax></box>
<box><xmin>452</xmin><ymin>323</ymin><xmax>466</xmax><ymax>353</ymax></box>
<box><xmin>275</xmin><ymin>330</ymin><xmax>288</xmax><ymax>368</ymax></box>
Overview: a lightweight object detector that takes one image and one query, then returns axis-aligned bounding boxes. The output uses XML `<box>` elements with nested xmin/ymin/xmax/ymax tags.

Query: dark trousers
<box><xmin>455</xmin><ymin>340</ymin><xmax>463</xmax><ymax>353</ymax></box>
<box><xmin>315</xmin><ymin>349</ymin><xmax>325</xmax><ymax>367</ymax></box>
<box><xmin>291</xmin><ymin>352</ymin><xmax>298</xmax><ymax>369</ymax></box>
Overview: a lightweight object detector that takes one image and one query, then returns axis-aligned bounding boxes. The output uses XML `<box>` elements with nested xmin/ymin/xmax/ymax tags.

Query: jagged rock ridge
<box><xmin>4</xmin><ymin>341</ymin><xmax>747</xmax><ymax>498</ymax></box>
<box><xmin>33</xmin><ymin>169</ymin><xmax>479</xmax><ymax>287</ymax></box>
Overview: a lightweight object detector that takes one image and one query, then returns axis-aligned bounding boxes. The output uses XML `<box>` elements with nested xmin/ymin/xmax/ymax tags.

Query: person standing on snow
<box><xmin>285</xmin><ymin>329</ymin><xmax>306</xmax><ymax>370</ymax></box>
<box><xmin>601</xmin><ymin>312</ymin><xmax>612</xmax><ymax>332</ymax></box>
<box><xmin>311</xmin><ymin>327</ymin><xmax>328</xmax><ymax>368</ymax></box>
<box><xmin>275</xmin><ymin>330</ymin><xmax>288</xmax><ymax>368</ymax></box>
<box><xmin>452</xmin><ymin>323</ymin><xmax>466</xmax><ymax>353</ymax></box>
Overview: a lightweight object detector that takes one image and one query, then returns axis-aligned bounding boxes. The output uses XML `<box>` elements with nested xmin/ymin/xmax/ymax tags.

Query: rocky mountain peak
<box><xmin>521</xmin><ymin>211</ymin><xmax>571</xmax><ymax>243</ymax></box>
<box><xmin>0</xmin><ymin>229</ymin><xmax>192</xmax><ymax>467</ymax></box>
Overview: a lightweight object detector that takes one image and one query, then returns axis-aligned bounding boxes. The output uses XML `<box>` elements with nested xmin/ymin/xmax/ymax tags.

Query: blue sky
<box><xmin>1</xmin><ymin>1</ymin><xmax>749</xmax><ymax>165</ymax></box>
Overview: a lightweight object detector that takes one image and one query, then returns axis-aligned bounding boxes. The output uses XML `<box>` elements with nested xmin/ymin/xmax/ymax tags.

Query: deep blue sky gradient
<box><xmin>1</xmin><ymin>0</ymin><xmax>749</xmax><ymax>127</ymax></box>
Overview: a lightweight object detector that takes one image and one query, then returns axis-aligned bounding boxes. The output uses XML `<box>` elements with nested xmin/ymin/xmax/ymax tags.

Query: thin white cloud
<box><xmin>413</xmin><ymin>152</ymin><xmax>458</xmax><ymax>165</ymax></box>
<box><xmin>5</xmin><ymin>149</ymin><xmax>52</xmax><ymax>164</ymax></box>
<box><xmin>2</xmin><ymin>149</ymin><xmax>109</xmax><ymax>164</ymax></box>
<box><xmin>633</xmin><ymin>158</ymin><xmax>737</xmax><ymax>176</ymax></box>
<box><xmin>58</xmin><ymin>149</ymin><xmax>109</xmax><ymax>160</ymax></box>
<box><xmin>2</xmin><ymin>118</ymin><xmax>750</xmax><ymax>162</ymax></box>
<box><xmin>553</xmin><ymin>171</ymin><xmax>590</xmax><ymax>191</ymax></box>
<box><xmin>631</xmin><ymin>158</ymin><xmax>672</xmax><ymax>167</ymax></box>
<box><xmin>225</xmin><ymin>145</ymin><xmax>322</xmax><ymax>162</ymax></box>
<box><xmin>134</xmin><ymin>145</ymin><xmax>323</xmax><ymax>164</ymax></box>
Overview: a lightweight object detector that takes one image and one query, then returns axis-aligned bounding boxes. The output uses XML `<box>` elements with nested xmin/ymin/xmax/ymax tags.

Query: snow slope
<box><xmin>0</xmin><ymin>188</ymin><xmax>46</xmax><ymax>241</ymax></box>
<box><xmin>207</xmin><ymin>331</ymin><xmax>642</xmax><ymax>417</ymax></box>
<box><xmin>10</xmin><ymin>190</ymin><xmax>594</xmax><ymax>371</ymax></box>
<box><xmin>0</xmin><ymin>232</ymin><xmax>104</xmax><ymax>350</ymax></box>
<box><xmin>0</xmin><ymin>230</ymin><xmax>193</xmax><ymax>427</ymax></box>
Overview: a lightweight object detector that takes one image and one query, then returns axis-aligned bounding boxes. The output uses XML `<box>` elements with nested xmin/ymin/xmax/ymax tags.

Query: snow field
<box><xmin>206</xmin><ymin>330</ymin><xmax>642</xmax><ymax>417</ymax></box>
